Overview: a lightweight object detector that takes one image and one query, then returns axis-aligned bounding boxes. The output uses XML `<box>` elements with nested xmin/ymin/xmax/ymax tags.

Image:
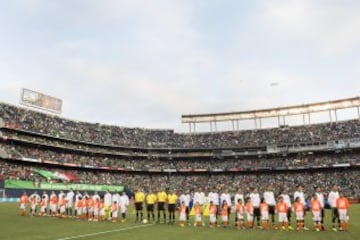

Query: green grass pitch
<box><xmin>0</xmin><ymin>203</ymin><xmax>359</xmax><ymax>240</ymax></box>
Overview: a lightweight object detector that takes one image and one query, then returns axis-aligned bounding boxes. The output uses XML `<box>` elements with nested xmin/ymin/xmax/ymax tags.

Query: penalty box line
<box><xmin>55</xmin><ymin>224</ymin><xmax>152</xmax><ymax>240</ymax></box>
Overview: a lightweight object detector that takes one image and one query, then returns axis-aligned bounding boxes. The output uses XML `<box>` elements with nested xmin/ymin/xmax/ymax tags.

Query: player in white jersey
<box><xmin>66</xmin><ymin>189</ymin><xmax>74</xmax><ymax>217</ymax></box>
<box><xmin>179</xmin><ymin>191</ymin><xmax>191</xmax><ymax>224</ymax></box>
<box><xmin>92</xmin><ymin>191</ymin><xmax>100</xmax><ymax>202</ymax></box>
<box><xmin>119</xmin><ymin>192</ymin><xmax>130</xmax><ymax>222</ymax></box>
<box><xmin>280</xmin><ymin>188</ymin><xmax>292</xmax><ymax>228</ymax></box>
<box><xmin>315</xmin><ymin>186</ymin><xmax>325</xmax><ymax>230</ymax></box>
<box><xmin>327</xmin><ymin>184</ymin><xmax>340</xmax><ymax>231</ymax></box>
<box><xmin>263</xmin><ymin>186</ymin><xmax>276</xmax><ymax>228</ymax></box>
<box><xmin>193</xmin><ymin>188</ymin><xmax>206</xmax><ymax>206</ymax></box>
<box><xmin>112</xmin><ymin>192</ymin><xmax>121</xmax><ymax>207</ymax></box>
<box><xmin>104</xmin><ymin>191</ymin><xmax>112</xmax><ymax>206</ymax></box>
<box><xmin>249</xmin><ymin>188</ymin><xmax>261</xmax><ymax>228</ymax></box>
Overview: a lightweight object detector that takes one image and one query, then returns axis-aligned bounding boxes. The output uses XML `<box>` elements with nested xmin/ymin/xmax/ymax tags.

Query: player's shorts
<box><xmin>269</xmin><ymin>205</ymin><xmax>275</xmax><ymax>215</ymax></box>
<box><xmin>157</xmin><ymin>202</ymin><xmax>165</xmax><ymax>211</ymax></box>
<box><xmin>82</xmin><ymin>207</ymin><xmax>88</xmax><ymax>214</ymax></box>
<box><xmin>66</xmin><ymin>202</ymin><xmax>72</xmax><ymax>208</ymax></box>
<box><xmin>76</xmin><ymin>208</ymin><xmax>82</xmax><ymax>216</ymax></box>
<box><xmin>221</xmin><ymin>215</ymin><xmax>228</xmax><ymax>222</ymax></box>
<box><xmin>210</xmin><ymin>214</ymin><xmax>216</xmax><ymax>223</ymax></box>
<box><xmin>168</xmin><ymin>204</ymin><xmax>176</xmax><ymax>212</ymax></box>
<box><xmin>312</xmin><ymin>211</ymin><xmax>321</xmax><ymax>222</ymax></box>
<box><xmin>40</xmin><ymin>206</ymin><xmax>46</xmax><ymax>213</ymax></box>
<box><xmin>295</xmin><ymin>211</ymin><xmax>304</xmax><ymax>221</ymax></box>
<box><xmin>135</xmin><ymin>202</ymin><xmax>143</xmax><ymax>211</ymax></box>
<box><xmin>50</xmin><ymin>204</ymin><xmax>57</xmax><ymax>212</ymax></box>
<box><xmin>112</xmin><ymin>211</ymin><xmax>118</xmax><ymax>218</ymax></box>
<box><xmin>278</xmin><ymin>212</ymin><xmax>288</xmax><ymax>223</ymax></box>
<box><xmin>147</xmin><ymin>204</ymin><xmax>154</xmax><ymax>211</ymax></box>
<box><xmin>120</xmin><ymin>205</ymin><xmax>127</xmax><ymax>214</ymax></box>
<box><xmin>195</xmin><ymin>214</ymin><xmax>202</xmax><ymax>222</ymax></box>
<box><xmin>179</xmin><ymin>212</ymin><xmax>186</xmax><ymax>221</ymax></box>
<box><xmin>93</xmin><ymin>208</ymin><xmax>99</xmax><ymax>216</ymax></box>
<box><xmin>246</xmin><ymin>213</ymin><xmax>254</xmax><ymax>222</ymax></box>
<box><xmin>332</xmin><ymin>208</ymin><xmax>339</xmax><ymax>218</ymax></box>
<box><xmin>261</xmin><ymin>211</ymin><xmax>269</xmax><ymax>221</ymax></box>
<box><xmin>99</xmin><ymin>209</ymin><xmax>105</xmax><ymax>216</ymax></box>
<box><xmin>254</xmin><ymin>207</ymin><xmax>260</xmax><ymax>217</ymax></box>
<box><xmin>60</xmin><ymin>206</ymin><xmax>65</xmax><ymax>213</ymax></box>
<box><xmin>237</xmin><ymin>213</ymin><xmax>244</xmax><ymax>220</ymax></box>
<box><xmin>20</xmin><ymin>203</ymin><xmax>26</xmax><ymax>210</ymax></box>
<box><xmin>88</xmin><ymin>207</ymin><xmax>94</xmax><ymax>213</ymax></box>
<box><xmin>338</xmin><ymin>209</ymin><xmax>348</xmax><ymax>221</ymax></box>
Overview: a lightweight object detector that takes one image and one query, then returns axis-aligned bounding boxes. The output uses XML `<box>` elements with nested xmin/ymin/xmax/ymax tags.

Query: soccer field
<box><xmin>0</xmin><ymin>203</ymin><xmax>359</xmax><ymax>240</ymax></box>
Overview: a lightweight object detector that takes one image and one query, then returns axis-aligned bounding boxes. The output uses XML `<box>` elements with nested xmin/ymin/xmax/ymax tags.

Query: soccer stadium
<box><xmin>1</xmin><ymin>1</ymin><xmax>360</xmax><ymax>240</ymax></box>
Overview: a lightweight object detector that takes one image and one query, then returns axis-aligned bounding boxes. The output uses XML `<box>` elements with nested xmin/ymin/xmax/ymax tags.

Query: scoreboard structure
<box><xmin>20</xmin><ymin>88</ymin><xmax>62</xmax><ymax>114</ymax></box>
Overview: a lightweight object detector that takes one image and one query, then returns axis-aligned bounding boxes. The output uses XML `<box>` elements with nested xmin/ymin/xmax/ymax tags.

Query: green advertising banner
<box><xmin>5</xmin><ymin>180</ymin><xmax>124</xmax><ymax>192</ymax></box>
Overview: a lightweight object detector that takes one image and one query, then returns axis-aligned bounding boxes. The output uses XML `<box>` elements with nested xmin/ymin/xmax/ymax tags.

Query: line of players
<box><xmin>18</xmin><ymin>184</ymin><xmax>350</xmax><ymax>232</ymax></box>
<box><xmin>133</xmin><ymin>184</ymin><xmax>350</xmax><ymax>231</ymax></box>
<box><xmin>19</xmin><ymin>189</ymin><xmax>130</xmax><ymax>223</ymax></box>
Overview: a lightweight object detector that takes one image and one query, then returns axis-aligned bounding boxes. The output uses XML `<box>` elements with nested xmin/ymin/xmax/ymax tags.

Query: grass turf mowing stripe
<box><xmin>55</xmin><ymin>224</ymin><xmax>152</xmax><ymax>240</ymax></box>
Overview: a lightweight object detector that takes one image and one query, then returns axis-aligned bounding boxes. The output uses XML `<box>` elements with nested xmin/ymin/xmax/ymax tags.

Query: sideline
<box><xmin>55</xmin><ymin>224</ymin><xmax>152</xmax><ymax>240</ymax></box>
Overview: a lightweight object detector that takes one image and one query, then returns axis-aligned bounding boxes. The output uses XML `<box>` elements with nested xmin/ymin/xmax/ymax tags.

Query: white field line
<box><xmin>55</xmin><ymin>224</ymin><xmax>152</xmax><ymax>240</ymax></box>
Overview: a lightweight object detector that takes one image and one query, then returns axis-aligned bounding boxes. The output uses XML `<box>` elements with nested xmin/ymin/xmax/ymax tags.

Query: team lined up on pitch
<box><xmin>19</xmin><ymin>186</ymin><xmax>350</xmax><ymax>232</ymax></box>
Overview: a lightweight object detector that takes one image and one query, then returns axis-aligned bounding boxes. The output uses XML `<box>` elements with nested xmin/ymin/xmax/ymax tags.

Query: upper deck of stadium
<box><xmin>0</xmin><ymin>97</ymin><xmax>360</xmax><ymax>150</ymax></box>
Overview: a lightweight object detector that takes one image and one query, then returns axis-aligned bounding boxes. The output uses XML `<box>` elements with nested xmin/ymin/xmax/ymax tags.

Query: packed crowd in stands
<box><xmin>1</xmin><ymin>160</ymin><xmax>359</xmax><ymax>199</ymax></box>
<box><xmin>1</xmin><ymin>102</ymin><xmax>360</xmax><ymax>200</ymax></box>
<box><xmin>2</xmin><ymin>103</ymin><xmax>360</xmax><ymax>148</ymax></box>
<box><xmin>1</xmin><ymin>143</ymin><xmax>359</xmax><ymax>171</ymax></box>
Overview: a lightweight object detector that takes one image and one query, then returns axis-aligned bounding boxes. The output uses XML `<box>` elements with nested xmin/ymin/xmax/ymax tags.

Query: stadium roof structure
<box><xmin>182</xmin><ymin>97</ymin><xmax>360</xmax><ymax>132</ymax></box>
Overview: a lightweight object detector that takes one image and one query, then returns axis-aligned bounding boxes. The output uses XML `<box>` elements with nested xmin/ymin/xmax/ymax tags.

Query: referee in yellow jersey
<box><xmin>146</xmin><ymin>189</ymin><xmax>157</xmax><ymax>223</ymax></box>
<box><xmin>167</xmin><ymin>189</ymin><xmax>178</xmax><ymax>224</ymax></box>
<box><xmin>134</xmin><ymin>188</ymin><xmax>145</xmax><ymax>222</ymax></box>
<box><xmin>157</xmin><ymin>188</ymin><xmax>168</xmax><ymax>223</ymax></box>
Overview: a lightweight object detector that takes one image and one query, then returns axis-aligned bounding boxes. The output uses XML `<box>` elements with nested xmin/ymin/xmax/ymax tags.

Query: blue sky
<box><xmin>0</xmin><ymin>0</ymin><xmax>360</xmax><ymax>132</ymax></box>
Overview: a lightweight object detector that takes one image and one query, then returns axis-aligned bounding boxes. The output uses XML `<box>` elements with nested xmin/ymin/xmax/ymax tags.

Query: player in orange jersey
<box><xmin>236</xmin><ymin>199</ymin><xmax>245</xmax><ymax>229</ymax></box>
<box><xmin>221</xmin><ymin>200</ymin><xmax>229</xmax><ymax>228</ymax></box>
<box><xmin>93</xmin><ymin>198</ymin><xmax>100</xmax><ymax>222</ymax></box>
<box><xmin>82</xmin><ymin>196</ymin><xmax>88</xmax><ymax>220</ymax></box>
<box><xmin>58</xmin><ymin>195</ymin><xmax>67</xmax><ymax>218</ymax></box>
<box><xmin>99</xmin><ymin>199</ymin><xmax>105</xmax><ymax>221</ymax></box>
<box><xmin>87</xmin><ymin>196</ymin><xmax>94</xmax><ymax>221</ymax></box>
<box><xmin>276</xmin><ymin>196</ymin><xmax>289</xmax><ymax>231</ymax></box>
<box><xmin>39</xmin><ymin>195</ymin><xmax>47</xmax><ymax>216</ymax></box>
<box><xmin>20</xmin><ymin>192</ymin><xmax>28</xmax><ymax>216</ymax></box>
<box><xmin>336</xmin><ymin>191</ymin><xmax>350</xmax><ymax>231</ymax></box>
<box><xmin>209</xmin><ymin>201</ymin><xmax>217</xmax><ymax>228</ymax></box>
<box><xmin>75</xmin><ymin>196</ymin><xmax>83</xmax><ymax>219</ymax></box>
<box><xmin>194</xmin><ymin>202</ymin><xmax>202</xmax><ymax>227</ymax></box>
<box><xmin>49</xmin><ymin>191</ymin><xmax>58</xmax><ymax>217</ymax></box>
<box><xmin>310</xmin><ymin>194</ymin><xmax>322</xmax><ymax>231</ymax></box>
<box><xmin>245</xmin><ymin>197</ymin><xmax>254</xmax><ymax>229</ymax></box>
<box><xmin>260</xmin><ymin>198</ymin><xmax>269</xmax><ymax>230</ymax></box>
<box><xmin>179</xmin><ymin>201</ymin><xmax>187</xmax><ymax>227</ymax></box>
<box><xmin>292</xmin><ymin>197</ymin><xmax>305</xmax><ymax>231</ymax></box>
<box><xmin>111</xmin><ymin>201</ymin><xmax>119</xmax><ymax>223</ymax></box>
